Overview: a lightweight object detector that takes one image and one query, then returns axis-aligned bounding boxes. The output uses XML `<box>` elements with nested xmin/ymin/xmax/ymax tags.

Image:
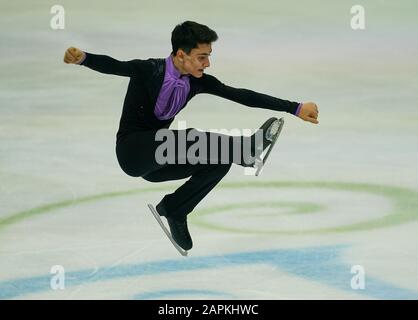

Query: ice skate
<box><xmin>253</xmin><ymin>117</ymin><xmax>284</xmax><ymax>176</ymax></box>
<box><xmin>147</xmin><ymin>204</ymin><xmax>190</xmax><ymax>256</ymax></box>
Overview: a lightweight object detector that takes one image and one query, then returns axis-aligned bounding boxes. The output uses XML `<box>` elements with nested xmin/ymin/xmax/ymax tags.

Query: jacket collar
<box><xmin>148</xmin><ymin>58</ymin><xmax>166</xmax><ymax>104</ymax></box>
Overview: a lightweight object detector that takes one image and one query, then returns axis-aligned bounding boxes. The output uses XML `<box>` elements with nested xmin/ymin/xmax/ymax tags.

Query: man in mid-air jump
<box><xmin>64</xmin><ymin>21</ymin><xmax>319</xmax><ymax>254</ymax></box>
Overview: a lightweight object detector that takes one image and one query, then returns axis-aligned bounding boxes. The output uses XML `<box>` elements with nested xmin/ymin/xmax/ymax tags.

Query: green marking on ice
<box><xmin>189</xmin><ymin>181</ymin><xmax>418</xmax><ymax>234</ymax></box>
<box><xmin>1</xmin><ymin>181</ymin><xmax>417</xmax><ymax>235</ymax></box>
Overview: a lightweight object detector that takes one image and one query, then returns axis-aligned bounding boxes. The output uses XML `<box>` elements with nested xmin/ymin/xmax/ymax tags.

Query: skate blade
<box><xmin>255</xmin><ymin>118</ymin><xmax>284</xmax><ymax>176</ymax></box>
<box><xmin>266</xmin><ymin>119</ymin><xmax>280</xmax><ymax>141</ymax></box>
<box><xmin>147</xmin><ymin>204</ymin><xmax>188</xmax><ymax>257</ymax></box>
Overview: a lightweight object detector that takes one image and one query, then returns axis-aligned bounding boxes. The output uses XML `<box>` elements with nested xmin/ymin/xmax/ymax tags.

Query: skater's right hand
<box><xmin>63</xmin><ymin>47</ymin><xmax>86</xmax><ymax>64</ymax></box>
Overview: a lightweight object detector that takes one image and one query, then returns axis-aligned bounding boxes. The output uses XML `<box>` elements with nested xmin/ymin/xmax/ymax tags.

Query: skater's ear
<box><xmin>175</xmin><ymin>48</ymin><xmax>187</xmax><ymax>62</ymax></box>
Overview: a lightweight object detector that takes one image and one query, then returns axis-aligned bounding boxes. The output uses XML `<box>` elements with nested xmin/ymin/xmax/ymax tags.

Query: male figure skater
<box><xmin>64</xmin><ymin>21</ymin><xmax>319</xmax><ymax>252</ymax></box>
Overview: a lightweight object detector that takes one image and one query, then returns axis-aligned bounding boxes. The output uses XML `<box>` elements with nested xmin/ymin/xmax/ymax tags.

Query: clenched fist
<box><xmin>63</xmin><ymin>47</ymin><xmax>85</xmax><ymax>64</ymax></box>
<box><xmin>297</xmin><ymin>102</ymin><xmax>319</xmax><ymax>124</ymax></box>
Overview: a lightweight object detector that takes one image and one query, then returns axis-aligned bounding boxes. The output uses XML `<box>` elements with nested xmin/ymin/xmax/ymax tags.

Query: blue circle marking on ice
<box><xmin>0</xmin><ymin>245</ymin><xmax>417</xmax><ymax>299</ymax></box>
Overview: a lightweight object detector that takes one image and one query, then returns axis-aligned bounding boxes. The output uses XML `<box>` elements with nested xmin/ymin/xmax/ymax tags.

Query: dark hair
<box><xmin>171</xmin><ymin>21</ymin><xmax>218</xmax><ymax>55</ymax></box>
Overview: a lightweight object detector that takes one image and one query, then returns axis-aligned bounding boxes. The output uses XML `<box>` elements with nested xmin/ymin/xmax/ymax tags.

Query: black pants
<box><xmin>116</xmin><ymin>128</ymin><xmax>251</xmax><ymax>218</ymax></box>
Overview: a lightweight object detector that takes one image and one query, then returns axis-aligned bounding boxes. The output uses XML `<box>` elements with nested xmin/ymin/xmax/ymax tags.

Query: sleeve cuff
<box><xmin>295</xmin><ymin>102</ymin><xmax>303</xmax><ymax>116</ymax></box>
<box><xmin>77</xmin><ymin>51</ymin><xmax>87</xmax><ymax>65</ymax></box>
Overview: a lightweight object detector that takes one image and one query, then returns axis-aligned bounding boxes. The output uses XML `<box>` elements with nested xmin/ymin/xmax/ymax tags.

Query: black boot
<box><xmin>156</xmin><ymin>203</ymin><xmax>193</xmax><ymax>251</ymax></box>
<box><xmin>166</xmin><ymin>216</ymin><xmax>193</xmax><ymax>250</ymax></box>
<box><xmin>256</xmin><ymin>117</ymin><xmax>279</xmax><ymax>149</ymax></box>
<box><xmin>242</xmin><ymin>117</ymin><xmax>279</xmax><ymax>167</ymax></box>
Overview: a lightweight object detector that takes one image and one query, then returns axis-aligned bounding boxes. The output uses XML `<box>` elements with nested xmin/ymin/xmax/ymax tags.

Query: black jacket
<box><xmin>81</xmin><ymin>53</ymin><xmax>300</xmax><ymax>143</ymax></box>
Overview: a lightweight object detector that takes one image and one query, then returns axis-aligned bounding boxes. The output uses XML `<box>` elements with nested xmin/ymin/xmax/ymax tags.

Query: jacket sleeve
<box><xmin>199</xmin><ymin>74</ymin><xmax>301</xmax><ymax>115</ymax></box>
<box><xmin>80</xmin><ymin>52</ymin><xmax>147</xmax><ymax>78</ymax></box>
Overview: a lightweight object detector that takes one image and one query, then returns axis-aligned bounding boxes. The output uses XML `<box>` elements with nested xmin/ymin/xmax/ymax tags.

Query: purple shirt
<box><xmin>154</xmin><ymin>55</ymin><xmax>191</xmax><ymax>120</ymax></box>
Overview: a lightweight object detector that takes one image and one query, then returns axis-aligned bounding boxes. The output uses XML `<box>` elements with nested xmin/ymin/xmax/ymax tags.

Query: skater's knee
<box><xmin>123</xmin><ymin>170</ymin><xmax>141</xmax><ymax>178</ymax></box>
<box><xmin>118</xmin><ymin>164</ymin><xmax>143</xmax><ymax>178</ymax></box>
<box><xmin>215</xmin><ymin>163</ymin><xmax>232</xmax><ymax>174</ymax></box>
<box><xmin>142</xmin><ymin>173</ymin><xmax>160</xmax><ymax>182</ymax></box>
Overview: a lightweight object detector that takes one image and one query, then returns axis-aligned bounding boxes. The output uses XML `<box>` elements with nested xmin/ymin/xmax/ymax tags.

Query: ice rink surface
<box><xmin>1</xmin><ymin>0</ymin><xmax>417</xmax><ymax>299</ymax></box>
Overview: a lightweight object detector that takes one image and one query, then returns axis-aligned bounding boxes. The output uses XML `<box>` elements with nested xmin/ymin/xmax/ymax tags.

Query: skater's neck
<box><xmin>171</xmin><ymin>55</ymin><xmax>189</xmax><ymax>76</ymax></box>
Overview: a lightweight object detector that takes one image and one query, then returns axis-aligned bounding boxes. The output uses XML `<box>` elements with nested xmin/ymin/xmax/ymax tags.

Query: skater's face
<box><xmin>175</xmin><ymin>43</ymin><xmax>212</xmax><ymax>78</ymax></box>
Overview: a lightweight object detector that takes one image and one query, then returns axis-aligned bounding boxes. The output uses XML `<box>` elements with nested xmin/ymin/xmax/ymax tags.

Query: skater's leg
<box><xmin>116</xmin><ymin>128</ymin><xmax>252</xmax><ymax>178</ymax></box>
<box><xmin>116</xmin><ymin>117</ymin><xmax>278</xmax><ymax>177</ymax></box>
<box><xmin>143</xmin><ymin>162</ymin><xmax>232</xmax><ymax>218</ymax></box>
<box><xmin>144</xmin><ymin>162</ymin><xmax>231</xmax><ymax>251</ymax></box>
<box><xmin>116</xmin><ymin>128</ymin><xmax>236</xmax><ymax>220</ymax></box>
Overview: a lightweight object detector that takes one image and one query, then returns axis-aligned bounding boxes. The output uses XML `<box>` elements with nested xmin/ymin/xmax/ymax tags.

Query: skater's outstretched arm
<box><xmin>199</xmin><ymin>74</ymin><xmax>319</xmax><ymax>124</ymax></box>
<box><xmin>63</xmin><ymin>47</ymin><xmax>146</xmax><ymax>78</ymax></box>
